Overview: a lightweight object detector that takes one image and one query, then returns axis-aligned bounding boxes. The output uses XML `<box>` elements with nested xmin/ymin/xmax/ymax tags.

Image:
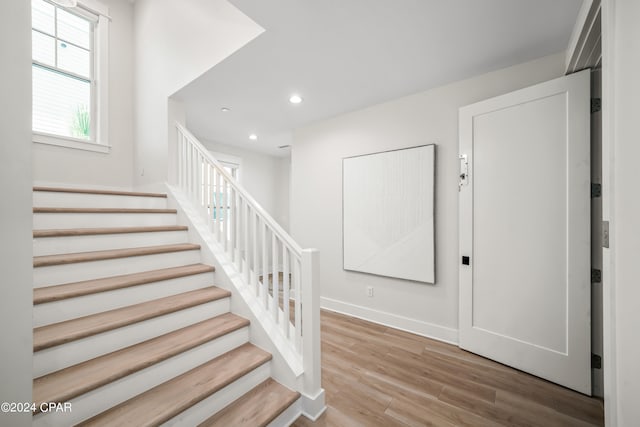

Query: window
<box><xmin>205</xmin><ymin>161</ymin><xmax>240</xmax><ymax>222</ymax></box>
<box><xmin>221</xmin><ymin>161</ymin><xmax>240</xmax><ymax>180</ymax></box>
<box><xmin>31</xmin><ymin>0</ymin><xmax>109</xmax><ymax>153</ymax></box>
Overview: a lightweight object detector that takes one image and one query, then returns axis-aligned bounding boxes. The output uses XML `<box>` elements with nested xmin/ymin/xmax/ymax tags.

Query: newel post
<box><xmin>301</xmin><ymin>248</ymin><xmax>322</xmax><ymax>398</ymax></box>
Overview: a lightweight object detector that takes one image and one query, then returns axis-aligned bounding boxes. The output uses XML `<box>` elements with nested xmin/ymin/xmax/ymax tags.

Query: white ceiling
<box><xmin>174</xmin><ymin>0</ymin><xmax>582</xmax><ymax>157</ymax></box>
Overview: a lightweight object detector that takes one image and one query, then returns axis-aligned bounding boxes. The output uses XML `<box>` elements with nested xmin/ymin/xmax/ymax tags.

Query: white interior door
<box><xmin>458</xmin><ymin>70</ymin><xmax>591</xmax><ymax>395</ymax></box>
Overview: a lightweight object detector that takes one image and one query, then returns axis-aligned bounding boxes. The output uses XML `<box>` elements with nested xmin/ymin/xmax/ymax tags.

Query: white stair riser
<box><xmin>34</xmin><ymin>250</ymin><xmax>201</xmax><ymax>287</ymax></box>
<box><xmin>33</xmin><ymin>212</ymin><xmax>177</xmax><ymax>229</ymax></box>
<box><xmin>34</xmin><ymin>274</ymin><xmax>216</xmax><ymax>327</ymax></box>
<box><xmin>33</xmin><ymin>328</ymin><xmax>251</xmax><ymax>427</ymax></box>
<box><xmin>34</xmin><ymin>298</ymin><xmax>230</xmax><ymax>377</ymax></box>
<box><xmin>163</xmin><ymin>363</ymin><xmax>272</xmax><ymax>427</ymax></box>
<box><xmin>33</xmin><ymin>230</ymin><xmax>189</xmax><ymax>256</ymax></box>
<box><xmin>33</xmin><ymin>192</ymin><xmax>168</xmax><ymax>209</ymax></box>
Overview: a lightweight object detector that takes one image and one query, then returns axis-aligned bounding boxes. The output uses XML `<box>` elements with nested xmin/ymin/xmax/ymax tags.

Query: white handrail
<box><xmin>173</xmin><ymin>123</ymin><xmax>321</xmax><ymax>402</ymax></box>
<box><xmin>176</xmin><ymin>123</ymin><xmax>303</xmax><ymax>256</ymax></box>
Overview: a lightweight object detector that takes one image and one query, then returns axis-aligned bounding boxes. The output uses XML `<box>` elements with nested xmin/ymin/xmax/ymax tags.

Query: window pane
<box><xmin>58</xmin><ymin>41</ymin><xmax>91</xmax><ymax>78</ymax></box>
<box><xmin>33</xmin><ymin>65</ymin><xmax>91</xmax><ymax>140</ymax></box>
<box><xmin>57</xmin><ymin>8</ymin><xmax>91</xmax><ymax>49</ymax></box>
<box><xmin>32</xmin><ymin>30</ymin><xmax>55</xmax><ymax>65</ymax></box>
<box><xmin>32</xmin><ymin>0</ymin><xmax>55</xmax><ymax>35</ymax></box>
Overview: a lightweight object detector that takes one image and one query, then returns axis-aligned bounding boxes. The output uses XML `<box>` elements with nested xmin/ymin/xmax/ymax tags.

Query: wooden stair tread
<box><xmin>78</xmin><ymin>343</ymin><xmax>272</xmax><ymax>427</ymax></box>
<box><xmin>33</xmin><ymin>243</ymin><xmax>200</xmax><ymax>268</ymax></box>
<box><xmin>33</xmin><ymin>225</ymin><xmax>188</xmax><ymax>238</ymax></box>
<box><xmin>33</xmin><ymin>186</ymin><xmax>167</xmax><ymax>198</ymax></box>
<box><xmin>199</xmin><ymin>378</ymin><xmax>300</xmax><ymax>427</ymax></box>
<box><xmin>34</xmin><ymin>264</ymin><xmax>215</xmax><ymax>304</ymax></box>
<box><xmin>33</xmin><ymin>313</ymin><xmax>249</xmax><ymax>411</ymax></box>
<box><xmin>33</xmin><ymin>287</ymin><xmax>230</xmax><ymax>351</ymax></box>
<box><xmin>33</xmin><ymin>207</ymin><xmax>177</xmax><ymax>214</ymax></box>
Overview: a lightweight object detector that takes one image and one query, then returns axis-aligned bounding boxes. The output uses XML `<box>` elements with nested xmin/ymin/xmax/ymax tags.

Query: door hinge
<box><xmin>602</xmin><ymin>221</ymin><xmax>610</xmax><ymax>248</ymax></box>
<box><xmin>591</xmin><ymin>98</ymin><xmax>601</xmax><ymax>113</ymax></box>
<box><xmin>592</xmin><ymin>353</ymin><xmax>602</xmax><ymax>369</ymax></box>
<box><xmin>591</xmin><ymin>183</ymin><xmax>602</xmax><ymax>198</ymax></box>
<box><xmin>592</xmin><ymin>269</ymin><xmax>602</xmax><ymax>283</ymax></box>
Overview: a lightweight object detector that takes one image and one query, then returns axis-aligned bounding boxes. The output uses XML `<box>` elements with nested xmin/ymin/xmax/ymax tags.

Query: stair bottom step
<box><xmin>199</xmin><ymin>378</ymin><xmax>301</xmax><ymax>427</ymax></box>
<box><xmin>77</xmin><ymin>343</ymin><xmax>272</xmax><ymax>426</ymax></box>
<box><xmin>32</xmin><ymin>329</ymin><xmax>252</xmax><ymax>427</ymax></box>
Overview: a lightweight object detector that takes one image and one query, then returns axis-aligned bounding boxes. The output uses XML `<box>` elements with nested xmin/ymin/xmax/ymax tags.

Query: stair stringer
<box><xmin>165</xmin><ymin>185</ymin><xmax>324</xmax><ymax>421</ymax></box>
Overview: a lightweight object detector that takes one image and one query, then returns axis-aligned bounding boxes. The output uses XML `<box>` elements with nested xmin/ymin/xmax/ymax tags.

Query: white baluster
<box><xmin>191</xmin><ymin>145</ymin><xmax>196</xmax><ymax>199</ymax></box>
<box><xmin>252</xmin><ymin>210</ymin><xmax>259</xmax><ymax>295</ymax></box>
<box><xmin>282</xmin><ymin>247</ymin><xmax>290</xmax><ymax>337</ymax></box>
<box><xmin>187</xmin><ymin>144</ymin><xmax>193</xmax><ymax>198</ymax></box>
<box><xmin>177</xmin><ymin>134</ymin><xmax>182</xmax><ymax>188</ymax></box>
<box><xmin>272</xmin><ymin>234</ymin><xmax>279</xmax><ymax>324</ymax></box>
<box><xmin>262</xmin><ymin>221</ymin><xmax>269</xmax><ymax>310</ymax></box>
<box><xmin>206</xmin><ymin>162</ymin><xmax>210</xmax><ymax>221</ymax></box>
<box><xmin>196</xmin><ymin>152</ymin><xmax>202</xmax><ymax>209</ymax></box>
<box><xmin>186</xmin><ymin>143</ymin><xmax>191</xmax><ymax>195</ymax></box>
<box><xmin>200</xmin><ymin>156</ymin><xmax>206</xmax><ymax>212</ymax></box>
<box><xmin>205</xmin><ymin>162</ymin><xmax>212</xmax><ymax>224</ymax></box>
<box><xmin>181</xmin><ymin>136</ymin><xmax>186</xmax><ymax>192</ymax></box>
<box><xmin>243</xmin><ymin>199</ymin><xmax>250</xmax><ymax>282</ymax></box>
<box><xmin>230</xmin><ymin>186</ymin><xmax>236</xmax><ymax>262</ymax></box>
<box><xmin>194</xmin><ymin>147</ymin><xmax>198</xmax><ymax>201</ymax></box>
<box><xmin>293</xmin><ymin>257</ymin><xmax>302</xmax><ymax>353</ymax></box>
<box><xmin>201</xmin><ymin>159</ymin><xmax>206</xmax><ymax>215</ymax></box>
<box><xmin>235</xmin><ymin>191</ymin><xmax>242</xmax><ymax>270</ymax></box>
<box><xmin>179</xmin><ymin>133</ymin><xmax>184</xmax><ymax>189</ymax></box>
<box><xmin>222</xmin><ymin>177</ymin><xmax>228</xmax><ymax>252</ymax></box>
<box><xmin>185</xmin><ymin>141</ymin><xmax>189</xmax><ymax>194</ymax></box>
<box><xmin>213</xmin><ymin>169</ymin><xmax>220</xmax><ymax>242</ymax></box>
<box><xmin>183</xmin><ymin>135</ymin><xmax>188</xmax><ymax>191</ymax></box>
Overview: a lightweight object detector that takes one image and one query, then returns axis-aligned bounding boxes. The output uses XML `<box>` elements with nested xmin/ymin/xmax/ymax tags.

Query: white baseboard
<box><xmin>301</xmin><ymin>388</ymin><xmax>326</xmax><ymax>421</ymax></box>
<box><xmin>320</xmin><ymin>297</ymin><xmax>459</xmax><ymax>345</ymax></box>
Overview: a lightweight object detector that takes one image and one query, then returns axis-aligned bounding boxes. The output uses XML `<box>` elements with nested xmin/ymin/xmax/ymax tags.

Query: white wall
<box><xmin>33</xmin><ymin>0</ymin><xmax>135</xmax><ymax>189</ymax></box>
<box><xmin>202</xmin><ymin>139</ymin><xmax>291</xmax><ymax>231</ymax></box>
<box><xmin>275</xmin><ymin>154</ymin><xmax>291</xmax><ymax>231</ymax></box>
<box><xmin>611</xmin><ymin>0</ymin><xmax>640</xmax><ymax>423</ymax></box>
<box><xmin>133</xmin><ymin>0</ymin><xmax>263</xmax><ymax>191</ymax></box>
<box><xmin>290</xmin><ymin>53</ymin><xmax>565</xmax><ymax>342</ymax></box>
<box><xmin>0</xmin><ymin>1</ymin><xmax>33</xmax><ymax>425</ymax></box>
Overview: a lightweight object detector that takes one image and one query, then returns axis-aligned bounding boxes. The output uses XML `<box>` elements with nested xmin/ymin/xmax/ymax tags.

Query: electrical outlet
<box><xmin>367</xmin><ymin>286</ymin><xmax>374</xmax><ymax>297</ymax></box>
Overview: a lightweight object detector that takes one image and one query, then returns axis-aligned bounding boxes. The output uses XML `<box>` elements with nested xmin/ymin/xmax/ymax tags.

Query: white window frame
<box><xmin>210</xmin><ymin>152</ymin><xmax>242</xmax><ymax>181</ymax></box>
<box><xmin>32</xmin><ymin>0</ymin><xmax>110</xmax><ymax>154</ymax></box>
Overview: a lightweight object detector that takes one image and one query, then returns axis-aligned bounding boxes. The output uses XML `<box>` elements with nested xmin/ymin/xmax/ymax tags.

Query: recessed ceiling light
<box><xmin>289</xmin><ymin>94</ymin><xmax>303</xmax><ymax>104</ymax></box>
<box><xmin>221</xmin><ymin>107</ymin><xmax>231</xmax><ymax>112</ymax></box>
<box><xmin>249</xmin><ymin>134</ymin><xmax>258</xmax><ymax>141</ymax></box>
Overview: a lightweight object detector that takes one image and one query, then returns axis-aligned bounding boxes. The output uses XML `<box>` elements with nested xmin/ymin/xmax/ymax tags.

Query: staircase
<box><xmin>32</xmin><ymin>186</ymin><xmax>301</xmax><ymax>427</ymax></box>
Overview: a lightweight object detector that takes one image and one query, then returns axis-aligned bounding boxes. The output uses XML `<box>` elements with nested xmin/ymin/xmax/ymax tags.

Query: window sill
<box><xmin>33</xmin><ymin>133</ymin><xmax>111</xmax><ymax>154</ymax></box>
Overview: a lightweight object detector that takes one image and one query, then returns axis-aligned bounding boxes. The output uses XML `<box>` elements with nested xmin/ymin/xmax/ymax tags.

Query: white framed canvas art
<box><xmin>343</xmin><ymin>144</ymin><xmax>435</xmax><ymax>283</ymax></box>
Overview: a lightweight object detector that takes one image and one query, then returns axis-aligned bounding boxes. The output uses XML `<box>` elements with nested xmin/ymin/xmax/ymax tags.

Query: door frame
<box><xmin>566</xmin><ymin>0</ymin><xmax>616</xmax><ymax>423</ymax></box>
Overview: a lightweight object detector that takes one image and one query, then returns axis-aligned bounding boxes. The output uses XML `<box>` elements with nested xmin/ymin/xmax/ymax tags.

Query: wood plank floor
<box><xmin>294</xmin><ymin>310</ymin><xmax>604</xmax><ymax>427</ymax></box>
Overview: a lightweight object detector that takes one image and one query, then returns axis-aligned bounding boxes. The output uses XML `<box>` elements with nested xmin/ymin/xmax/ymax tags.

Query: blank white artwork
<box><xmin>343</xmin><ymin>144</ymin><xmax>435</xmax><ymax>283</ymax></box>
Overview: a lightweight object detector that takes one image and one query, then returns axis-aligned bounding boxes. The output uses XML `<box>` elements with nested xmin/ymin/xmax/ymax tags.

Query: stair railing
<box><xmin>173</xmin><ymin>123</ymin><xmax>321</xmax><ymax>399</ymax></box>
